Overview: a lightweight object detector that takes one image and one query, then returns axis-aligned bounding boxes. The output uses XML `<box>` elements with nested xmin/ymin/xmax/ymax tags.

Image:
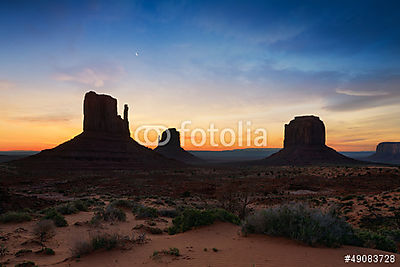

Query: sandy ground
<box><xmin>58</xmin><ymin>222</ymin><xmax>398</xmax><ymax>267</ymax></box>
<box><xmin>1</xmin><ymin>212</ymin><xmax>399</xmax><ymax>267</ymax></box>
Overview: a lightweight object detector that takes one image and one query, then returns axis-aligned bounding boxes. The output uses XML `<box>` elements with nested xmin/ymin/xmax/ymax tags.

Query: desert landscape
<box><xmin>1</xmin><ymin>91</ymin><xmax>399</xmax><ymax>266</ymax></box>
<box><xmin>1</xmin><ymin>1</ymin><xmax>400</xmax><ymax>266</ymax></box>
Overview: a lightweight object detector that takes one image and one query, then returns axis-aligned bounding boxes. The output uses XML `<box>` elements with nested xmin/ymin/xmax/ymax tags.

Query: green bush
<box><xmin>0</xmin><ymin>211</ymin><xmax>32</xmax><ymax>223</ymax></box>
<box><xmin>353</xmin><ymin>229</ymin><xmax>398</xmax><ymax>253</ymax></box>
<box><xmin>168</xmin><ymin>208</ymin><xmax>240</xmax><ymax>235</ymax></box>
<box><xmin>44</xmin><ymin>210</ymin><xmax>68</xmax><ymax>227</ymax></box>
<box><xmin>133</xmin><ymin>205</ymin><xmax>158</xmax><ymax>219</ymax></box>
<box><xmin>242</xmin><ymin>203</ymin><xmax>353</xmax><ymax>247</ymax></box>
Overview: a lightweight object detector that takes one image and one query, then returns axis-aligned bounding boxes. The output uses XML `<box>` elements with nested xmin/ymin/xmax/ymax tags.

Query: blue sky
<box><xmin>0</xmin><ymin>0</ymin><xmax>400</xmax><ymax>150</ymax></box>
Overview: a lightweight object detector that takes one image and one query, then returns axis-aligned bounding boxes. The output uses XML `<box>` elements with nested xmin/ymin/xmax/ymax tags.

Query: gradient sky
<box><xmin>1</xmin><ymin>0</ymin><xmax>400</xmax><ymax>151</ymax></box>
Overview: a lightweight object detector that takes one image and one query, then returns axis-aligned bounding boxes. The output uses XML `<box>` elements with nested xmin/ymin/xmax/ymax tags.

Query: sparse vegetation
<box><xmin>0</xmin><ymin>244</ymin><xmax>8</xmax><ymax>256</ymax></box>
<box><xmin>15</xmin><ymin>249</ymin><xmax>32</xmax><ymax>257</ymax></box>
<box><xmin>353</xmin><ymin>229</ymin><xmax>397</xmax><ymax>253</ymax></box>
<box><xmin>158</xmin><ymin>209</ymin><xmax>179</xmax><ymax>218</ymax></box>
<box><xmin>168</xmin><ymin>208</ymin><xmax>240</xmax><ymax>235</ymax></box>
<box><xmin>133</xmin><ymin>205</ymin><xmax>158</xmax><ymax>219</ymax></box>
<box><xmin>15</xmin><ymin>261</ymin><xmax>37</xmax><ymax>267</ymax></box>
<box><xmin>109</xmin><ymin>199</ymin><xmax>135</xmax><ymax>209</ymax></box>
<box><xmin>147</xmin><ymin>226</ymin><xmax>163</xmax><ymax>234</ymax></box>
<box><xmin>0</xmin><ymin>211</ymin><xmax>32</xmax><ymax>223</ymax></box>
<box><xmin>91</xmin><ymin>205</ymin><xmax>126</xmax><ymax>223</ymax></box>
<box><xmin>33</xmin><ymin>219</ymin><xmax>55</xmax><ymax>242</ymax></box>
<box><xmin>44</xmin><ymin>210</ymin><xmax>68</xmax><ymax>227</ymax></box>
<box><xmin>242</xmin><ymin>203</ymin><xmax>353</xmax><ymax>247</ymax></box>
<box><xmin>37</xmin><ymin>247</ymin><xmax>55</xmax><ymax>255</ymax></box>
<box><xmin>152</xmin><ymin>247</ymin><xmax>180</xmax><ymax>259</ymax></box>
<box><xmin>72</xmin><ymin>233</ymin><xmax>123</xmax><ymax>257</ymax></box>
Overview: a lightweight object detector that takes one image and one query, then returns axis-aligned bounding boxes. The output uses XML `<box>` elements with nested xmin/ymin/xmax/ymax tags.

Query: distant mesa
<box><xmin>261</xmin><ymin>115</ymin><xmax>359</xmax><ymax>165</ymax></box>
<box><xmin>367</xmin><ymin>142</ymin><xmax>400</xmax><ymax>164</ymax></box>
<box><xmin>14</xmin><ymin>91</ymin><xmax>182</xmax><ymax>170</ymax></box>
<box><xmin>154</xmin><ymin>128</ymin><xmax>203</xmax><ymax>164</ymax></box>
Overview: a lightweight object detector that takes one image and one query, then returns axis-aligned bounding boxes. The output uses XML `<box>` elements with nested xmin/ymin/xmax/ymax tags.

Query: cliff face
<box><xmin>262</xmin><ymin>115</ymin><xmax>358</xmax><ymax>166</ymax></box>
<box><xmin>154</xmin><ymin>128</ymin><xmax>203</xmax><ymax>164</ymax></box>
<box><xmin>367</xmin><ymin>142</ymin><xmax>400</xmax><ymax>164</ymax></box>
<box><xmin>284</xmin><ymin>116</ymin><xmax>325</xmax><ymax>148</ymax></box>
<box><xmin>83</xmin><ymin>91</ymin><xmax>130</xmax><ymax>137</ymax></box>
<box><xmin>376</xmin><ymin>142</ymin><xmax>400</xmax><ymax>156</ymax></box>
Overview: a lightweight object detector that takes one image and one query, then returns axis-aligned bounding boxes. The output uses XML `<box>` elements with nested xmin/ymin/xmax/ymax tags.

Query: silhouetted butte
<box><xmin>260</xmin><ymin>115</ymin><xmax>359</xmax><ymax>165</ymax></box>
<box><xmin>14</xmin><ymin>91</ymin><xmax>182</xmax><ymax>170</ymax></box>
<box><xmin>154</xmin><ymin>128</ymin><xmax>203</xmax><ymax>164</ymax></box>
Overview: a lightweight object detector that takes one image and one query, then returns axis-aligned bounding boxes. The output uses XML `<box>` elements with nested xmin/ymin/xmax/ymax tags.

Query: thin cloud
<box><xmin>53</xmin><ymin>64</ymin><xmax>125</xmax><ymax>88</ymax></box>
<box><xmin>9</xmin><ymin>114</ymin><xmax>74</xmax><ymax>123</ymax></box>
<box><xmin>336</xmin><ymin>88</ymin><xmax>389</xmax><ymax>97</ymax></box>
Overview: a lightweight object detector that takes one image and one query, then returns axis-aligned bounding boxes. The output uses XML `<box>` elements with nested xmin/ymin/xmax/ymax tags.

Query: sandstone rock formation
<box><xmin>154</xmin><ymin>128</ymin><xmax>203</xmax><ymax>164</ymax></box>
<box><xmin>14</xmin><ymin>91</ymin><xmax>181</xmax><ymax>170</ymax></box>
<box><xmin>83</xmin><ymin>91</ymin><xmax>130</xmax><ymax>137</ymax></box>
<box><xmin>367</xmin><ymin>142</ymin><xmax>400</xmax><ymax>164</ymax></box>
<box><xmin>261</xmin><ymin>115</ymin><xmax>359</xmax><ymax>165</ymax></box>
<box><xmin>284</xmin><ymin>116</ymin><xmax>325</xmax><ymax>148</ymax></box>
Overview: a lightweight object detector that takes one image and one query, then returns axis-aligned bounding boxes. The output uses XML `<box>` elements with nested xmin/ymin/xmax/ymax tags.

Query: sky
<box><xmin>0</xmin><ymin>0</ymin><xmax>399</xmax><ymax>151</ymax></box>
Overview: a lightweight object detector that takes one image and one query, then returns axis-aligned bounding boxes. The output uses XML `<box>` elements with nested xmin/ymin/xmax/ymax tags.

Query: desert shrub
<box><xmin>181</xmin><ymin>191</ymin><xmax>191</xmax><ymax>198</ymax></box>
<box><xmin>33</xmin><ymin>219</ymin><xmax>55</xmax><ymax>242</ymax></box>
<box><xmin>90</xmin><ymin>205</ymin><xmax>126</xmax><ymax>223</ymax></box>
<box><xmin>91</xmin><ymin>234</ymin><xmax>119</xmax><ymax>250</ymax></box>
<box><xmin>133</xmin><ymin>205</ymin><xmax>158</xmax><ymax>219</ymax></box>
<box><xmin>44</xmin><ymin>210</ymin><xmax>68</xmax><ymax>227</ymax></box>
<box><xmin>56</xmin><ymin>203</ymin><xmax>78</xmax><ymax>215</ymax></box>
<box><xmin>158</xmin><ymin>209</ymin><xmax>179</xmax><ymax>218</ymax></box>
<box><xmin>15</xmin><ymin>249</ymin><xmax>32</xmax><ymax>257</ymax></box>
<box><xmin>242</xmin><ymin>203</ymin><xmax>353</xmax><ymax>247</ymax></box>
<box><xmin>0</xmin><ymin>211</ymin><xmax>32</xmax><ymax>223</ymax></box>
<box><xmin>168</xmin><ymin>208</ymin><xmax>240</xmax><ymax>235</ymax></box>
<box><xmin>353</xmin><ymin>229</ymin><xmax>397</xmax><ymax>253</ymax></box>
<box><xmin>341</xmin><ymin>195</ymin><xmax>356</xmax><ymax>201</ymax></box>
<box><xmin>72</xmin><ymin>240</ymin><xmax>93</xmax><ymax>257</ymax></box>
<box><xmin>147</xmin><ymin>227</ymin><xmax>163</xmax><ymax>234</ymax></box>
<box><xmin>15</xmin><ymin>261</ymin><xmax>37</xmax><ymax>267</ymax></box>
<box><xmin>103</xmin><ymin>205</ymin><xmax>126</xmax><ymax>221</ymax></box>
<box><xmin>0</xmin><ymin>244</ymin><xmax>8</xmax><ymax>256</ymax></box>
<box><xmin>37</xmin><ymin>247</ymin><xmax>55</xmax><ymax>255</ymax></box>
<box><xmin>152</xmin><ymin>247</ymin><xmax>180</xmax><ymax>258</ymax></box>
<box><xmin>110</xmin><ymin>199</ymin><xmax>135</xmax><ymax>209</ymax></box>
<box><xmin>72</xmin><ymin>234</ymin><xmax>121</xmax><ymax>257</ymax></box>
<box><xmin>73</xmin><ymin>200</ymin><xmax>89</xmax><ymax>211</ymax></box>
<box><xmin>378</xmin><ymin>229</ymin><xmax>400</xmax><ymax>242</ymax></box>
